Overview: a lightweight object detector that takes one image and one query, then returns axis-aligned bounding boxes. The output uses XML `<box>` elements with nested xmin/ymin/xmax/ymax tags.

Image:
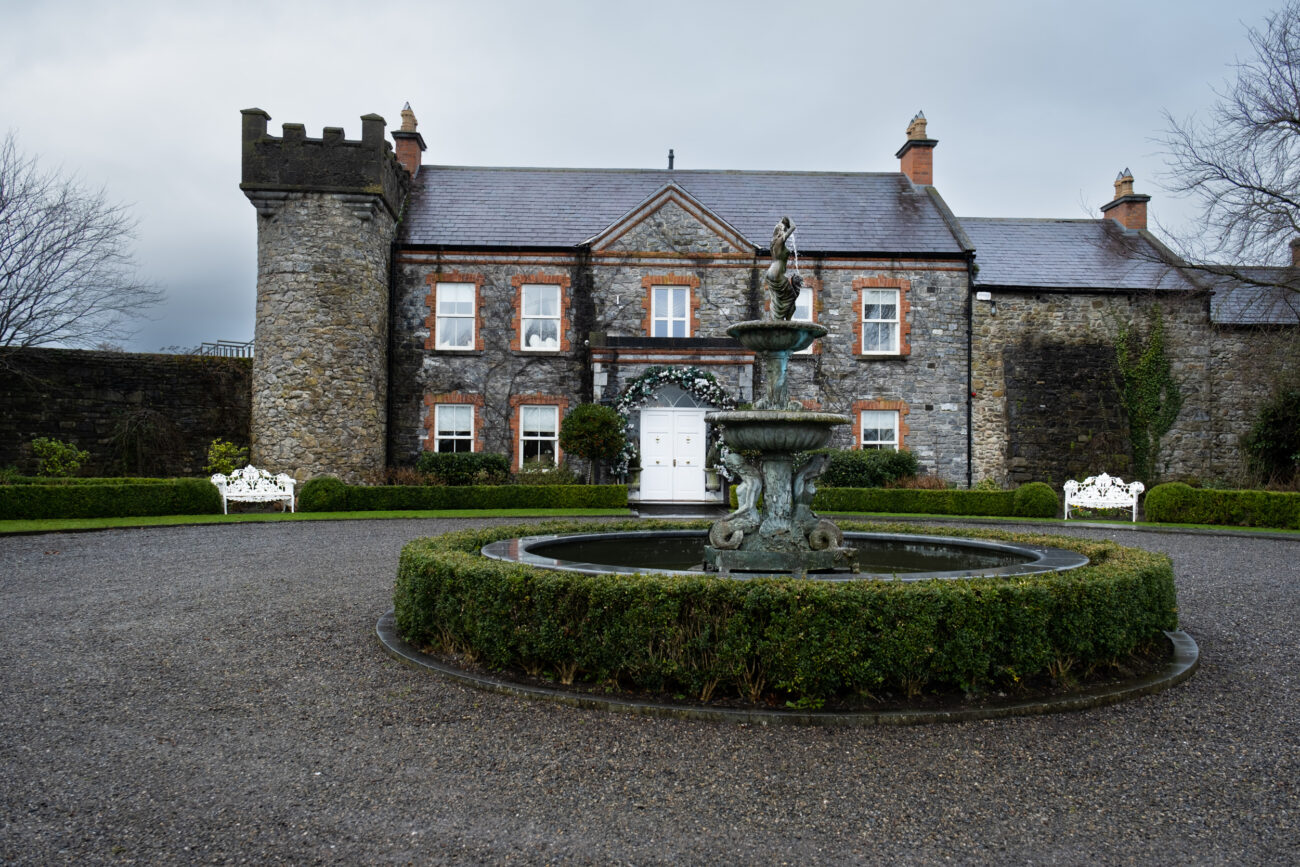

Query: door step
<box><xmin>634</xmin><ymin>502</ymin><xmax>727</xmax><ymax>519</ymax></box>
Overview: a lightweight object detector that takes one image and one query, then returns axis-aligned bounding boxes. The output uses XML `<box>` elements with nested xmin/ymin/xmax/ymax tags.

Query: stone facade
<box><xmin>245</xmin><ymin>106</ymin><xmax>1299</xmax><ymax>493</ymax></box>
<box><xmin>971</xmin><ymin>289</ymin><xmax>1300</xmax><ymax>485</ymax></box>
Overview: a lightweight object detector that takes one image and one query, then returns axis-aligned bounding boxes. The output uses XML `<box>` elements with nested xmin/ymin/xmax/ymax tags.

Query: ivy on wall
<box><xmin>1115</xmin><ymin>307</ymin><xmax>1182</xmax><ymax>482</ymax></box>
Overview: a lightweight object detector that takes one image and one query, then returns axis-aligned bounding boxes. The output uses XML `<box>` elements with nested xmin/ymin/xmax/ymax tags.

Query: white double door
<box><xmin>639</xmin><ymin>408</ymin><xmax>707</xmax><ymax>501</ymax></box>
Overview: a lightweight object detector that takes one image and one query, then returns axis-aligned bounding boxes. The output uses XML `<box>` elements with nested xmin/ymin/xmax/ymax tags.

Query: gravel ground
<box><xmin>0</xmin><ymin>518</ymin><xmax>1296</xmax><ymax>865</ymax></box>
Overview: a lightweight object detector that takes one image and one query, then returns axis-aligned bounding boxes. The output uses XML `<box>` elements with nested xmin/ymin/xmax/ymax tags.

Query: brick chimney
<box><xmin>1290</xmin><ymin>237</ymin><xmax>1300</xmax><ymax>267</ymax></box>
<box><xmin>895</xmin><ymin>111</ymin><xmax>937</xmax><ymax>185</ymax></box>
<box><xmin>391</xmin><ymin>102</ymin><xmax>426</xmax><ymax>178</ymax></box>
<box><xmin>1100</xmin><ymin>168</ymin><xmax>1150</xmax><ymax>231</ymax></box>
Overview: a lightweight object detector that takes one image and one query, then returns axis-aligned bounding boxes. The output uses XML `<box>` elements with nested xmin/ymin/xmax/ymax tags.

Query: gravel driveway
<box><xmin>1</xmin><ymin>518</ymin><xmax>1296</xmax><ymax>864</ymax></box>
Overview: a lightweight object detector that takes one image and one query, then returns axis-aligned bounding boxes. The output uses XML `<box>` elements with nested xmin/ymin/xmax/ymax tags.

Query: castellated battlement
<box><xmin>240</xmin><ymin>108</ymin><xmax>409</xmax><ymax>220</ymax></box>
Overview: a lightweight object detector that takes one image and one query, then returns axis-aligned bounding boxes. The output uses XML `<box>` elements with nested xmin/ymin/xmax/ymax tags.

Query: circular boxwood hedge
<box><xmin>393</xmin><ymin>520</ymin><xmax>1178</xmax><ymax>704</ymax></box>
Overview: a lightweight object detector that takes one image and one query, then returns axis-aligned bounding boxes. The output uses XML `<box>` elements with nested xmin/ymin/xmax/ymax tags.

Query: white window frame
<box><xmin>435</xmin><ymin>282</ymin><xmax>476</xmax><ymax>350</ymax></box>
<box><xmin>860</xmin><ymin>410</ymin><xmax>899</xmax><ymax>451</ymax></box>
<box><xmin>651</xmin><ymin>286</ymin><xmax>691</xmax><ymax>338</ymax></box>
<box><xmin>519</xmin><ymin>404</ymin><xmax>560</xmax><ymax>468</ymax></box>
<box><xmin>520</xmin><ymin>283</ymin><xmax>562</xmax><ymax>352</ymax></box>
<box><xmin>793</xmin><ymin>285</ymin><xmax>814</xmax><ymax>355</ymax></box>
<box><xmin>861</xmin><ymin>288</ymin><xmax>900</xmax><ymax>354</ymax></box>
<box><xmin>433</xmin><ymin>404</ymin><xmax>474</xmax><ymax>453</ymax></box>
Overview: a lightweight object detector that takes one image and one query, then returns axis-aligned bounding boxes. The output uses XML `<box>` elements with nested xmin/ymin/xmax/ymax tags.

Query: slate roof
<box><xmin>1209</xmin><ymin>268</ymin><xmax>1300</xmax><ymax>325</ymax></box>
<box><xmin>960</xmin><ymin>218</ymin><xmax>1196</xmax><ymax>291</ymax></box>
<box><xmin>399</xmin><ymin>167</ymin><xmax>965</xmax><ymax>255</ymax></box>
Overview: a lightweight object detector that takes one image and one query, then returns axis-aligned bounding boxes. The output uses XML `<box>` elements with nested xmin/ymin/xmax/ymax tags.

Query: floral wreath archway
<box><xmin>612</xmin><ymin>365</ymin><xmax>737</xmax><ymax>475</ymax></box>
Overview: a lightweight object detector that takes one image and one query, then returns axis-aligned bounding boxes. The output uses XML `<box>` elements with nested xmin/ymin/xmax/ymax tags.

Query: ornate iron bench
<box><xmin>1063</xmin><ymin>473</ymin><xmax>1144</xmax><ymax>522</ymax></box>
<box><xmin>210</xmin><ymin>465</ymin><xmax>296</xmax><ymax>514</ymax></box>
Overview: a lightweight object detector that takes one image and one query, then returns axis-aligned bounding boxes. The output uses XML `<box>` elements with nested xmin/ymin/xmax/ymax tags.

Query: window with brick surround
<box><xmin>861</xmin><ymin>288</ymin><xmax>899</xmax><ymax>354</ymax></box>
<box><xmin>434</xmin><ymin>282</ymin><xmax>476</xmax><ymax>350</ymax></box>
<box><xmin>652</xmin><ymin>286</ymin><xmax>691</xmax><ymax>337</ymax></box>
<box><xmin>521</xmin><ymin>283</ymin><xmax>561</xmax><ymax>351</ymax></box>
<box><xmin>860</xmin><ymin>410</ymin><xmax>899</xmax><ymax>450</ymax></box>
<box><xmin>519</xmin><ymin>405</ymin><xmax>559</xmax><ymax>468</ymax></box>
<box><xmin>433</xmin><ymin>405</ymin><xmax>474</xmax><ymax>452</ymax></box>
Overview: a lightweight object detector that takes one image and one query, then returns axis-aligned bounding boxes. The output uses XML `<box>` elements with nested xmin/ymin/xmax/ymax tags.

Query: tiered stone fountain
<box><xmin>703</xmin><ymin>218</ymin><xmax>858</xmax><ymax>576</ymax></box>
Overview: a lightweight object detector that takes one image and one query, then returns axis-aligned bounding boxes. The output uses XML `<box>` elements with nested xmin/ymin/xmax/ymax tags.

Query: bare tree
<box><xmin>0</xmin><ymin>132</ymin><xmax>162</xmax><ymax>348</ymax></box>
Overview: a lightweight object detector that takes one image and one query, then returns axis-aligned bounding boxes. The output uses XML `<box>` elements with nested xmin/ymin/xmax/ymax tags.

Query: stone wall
<box><xmin>971</xmin><ymin>290</ymin><xmax>1300</xmax><ymax>485</ymax></box>
<box><xmin>250</xmin><ymin>192</ymin><xmax>394</xmax><ymax>482</ymax></box>
<box><xmin>0</xmin><ymin>348</ymin><xmax>250</xmax><ymax>476</ymax></box>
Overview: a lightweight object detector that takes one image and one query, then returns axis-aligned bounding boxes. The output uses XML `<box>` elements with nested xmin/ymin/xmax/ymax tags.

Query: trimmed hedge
<box><xmin>415</xmin><ymin>452</ymin><xmax>510</xmax><ymax>485</ymax></box>
<box><xmin>394</xmin><ymin>519</ymin><xmax>1178</xmax><ymax>704</ymax></box>
<box><xmin>743</xmin><ymin>481</ymin><xmax>1060</xmax><ymax>518</ymax></box>
<box><xmin>1145</xmin><ymin>482</ymin><xmax>1300</xmax><ymax>529</ymax></box>
<box><xmin>0</xmin><ymin>477</ymin><xmax>221</xmax><ymax>519</ymax></box>
<box><xmin>298</xmin><ymin>478</ymin><xmax>627</xmax><ymax>512</ymax></box>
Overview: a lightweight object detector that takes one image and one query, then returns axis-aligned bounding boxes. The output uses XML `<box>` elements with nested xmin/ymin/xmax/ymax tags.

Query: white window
<box><xmin>433</xmin><ymin>405</ymin><xmax>474</xmax><ymax>452</ymax></box>
<box><xmin>521</xmin><ymin>284</ymin><xmax>561</xmax><ymax>351</ymax></box>
<box><xmin>860</xmin><ymin>410</ymin><xmax>899</xmax><ymax>450</ymax></box>
<box><xmin>520</xmin><ymin>405</ymin><xmax>559</xmax><ymax>468</ymax></box>
<box><xmin>861</xmin><ymin>288</ymin><xmax>899</xmax><ymax>354</ymax></box>
<box><xmin>794</xmin><ymin>285</ymin><xmax>814</xmax><ymax>354</ymax></box>
<box><xmin>435</xmin><ymin>282</ymin><xmax>475</xmax><ymax>350</ymax></box>
<box><xmin>652</xmin><ymin>286</ymin><xmax>690</xmax><ymax>337</ymax></box>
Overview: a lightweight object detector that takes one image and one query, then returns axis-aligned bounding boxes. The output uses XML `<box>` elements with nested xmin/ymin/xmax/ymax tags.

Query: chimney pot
<box><xmin>895</xmin><ymin>111</ymin><xmax>937</xmax><ymax>185</ymax></box>
<box><xmin>1100</xmin><ymin>168</ymin><xmax>1150</xmax><ymax>231</ymax></box>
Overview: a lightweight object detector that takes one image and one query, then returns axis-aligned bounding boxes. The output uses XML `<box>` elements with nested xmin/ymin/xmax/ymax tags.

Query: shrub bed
<box><xmin>298</xmin><ymin>477</ymin><xmax>627</xmax><ymax>512</ymax></box>
<box><xmin>739</xmin><ymin>482</ymin><xmax>1060</xmax><ymax>518</ymax></box>
<box><xmin>394</xmin><ymin>519</ymin><xmax>1177</xmax><ymax>704</ymax></box>
<box><xmin>1145</xmin><ymin>482</ymin><xmax>1300</xmax><ymax>529</ymax></box>
<box><xmin>0</xmin><ymin>477</ymin><xmax>221</xmax><ymax>519</ymax></box>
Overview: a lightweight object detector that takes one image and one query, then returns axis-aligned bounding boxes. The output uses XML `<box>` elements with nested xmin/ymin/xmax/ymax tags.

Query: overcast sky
<box><xmin>0</xmin><ymin>0</ymin><xmax>1283</xmax><ymax>351</ymax></box>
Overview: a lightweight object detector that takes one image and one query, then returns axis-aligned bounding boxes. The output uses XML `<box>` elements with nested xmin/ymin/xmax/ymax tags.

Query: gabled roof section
<box><xmin>399</xmin><ymin>166</ymin><xmax>966</xmax><ymax>254</ymax></box>
<box><xmin>1209</xmin><ymin>268</ymin><xmax>1300</xmax><ymax>325</ymax></box>
<box><xmin>584</xmin><ymin>183</ymin><xmax>753</xmax><ymax>255</ymax></box>
<box><xmin>961</xmin><ymin>217</ymin><xmax>1196</xmax><ymax>291</ymax></box>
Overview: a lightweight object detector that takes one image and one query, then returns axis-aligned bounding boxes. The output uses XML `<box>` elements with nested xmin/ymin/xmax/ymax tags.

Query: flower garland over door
<box><xmin>612</xmin><ymin>365</ymin><xmax>737</xmax><ymax>475</ymax></box>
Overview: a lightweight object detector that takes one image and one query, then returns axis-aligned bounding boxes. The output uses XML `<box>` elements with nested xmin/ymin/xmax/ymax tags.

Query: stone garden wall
<box><xmin>0</xmin><ymin>348</ymin><xmax>251</xmax><ymax>477</ymax></box>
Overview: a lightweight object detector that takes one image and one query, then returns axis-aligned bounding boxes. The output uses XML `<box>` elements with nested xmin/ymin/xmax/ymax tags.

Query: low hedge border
<box><xmin>299</xmin><ymin>477</ymin><xmax>627</xmax><ymax>512</ymax></box>
<box><xmin>730</xmin><ymin>482</ymin><xmax>1060</xmax><ymax>518</ymax></box>
<box><xmin>0</xmin><ymin>478</ymin><xmax>221</xmax><ymax>519</ymax></box>
<box><xmin>1146</xmin><ymin>483</ymin><xmax>1300</xmax><ymax>529</ymax></box>
<box><xmin>394</xmin><ymin>519</ymin><xmax>1177</xmax><ymax>705</ymax></box>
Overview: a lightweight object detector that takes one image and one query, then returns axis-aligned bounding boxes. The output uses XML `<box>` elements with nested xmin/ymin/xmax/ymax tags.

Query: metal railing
<box><xmin>197</xmin><ymin>340</ymin><xmax>255</xmax><ymax>358</ymax></box>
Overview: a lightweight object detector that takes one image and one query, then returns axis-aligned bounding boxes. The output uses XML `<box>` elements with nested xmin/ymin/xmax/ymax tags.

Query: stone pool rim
<box><xmin>481</xmin><ymin>529</ymin><xmax>1090</xmax><ymax>581</ymax></box>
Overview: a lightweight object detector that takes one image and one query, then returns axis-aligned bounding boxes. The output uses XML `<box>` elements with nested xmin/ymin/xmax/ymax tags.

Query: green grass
<box><xmin>0</xmin><ymin>508</ymin><xmax>633</xmax><ymax>535</ymax></box>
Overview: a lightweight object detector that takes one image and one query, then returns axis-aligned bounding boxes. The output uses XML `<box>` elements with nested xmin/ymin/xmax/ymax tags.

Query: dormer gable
<box><xmin>585</xmin><ymin>183</ymin><xmax>754</xmax><ymax>256</ymax></box>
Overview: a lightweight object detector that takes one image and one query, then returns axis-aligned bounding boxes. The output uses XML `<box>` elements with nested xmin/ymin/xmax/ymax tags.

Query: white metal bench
<box><xmin>1063</xmin><ymin>473</ymin><xmax>1144</xmax><ymax>521</ymax></box>
<box><xmin>210</xmin><ymin>465</ymin><xmax>296</xmax><ymax>514</ymax></box>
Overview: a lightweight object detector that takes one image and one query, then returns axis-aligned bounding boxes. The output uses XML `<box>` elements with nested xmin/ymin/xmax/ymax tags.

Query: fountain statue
<box><xmin>704</xmin><ymin>218</ymin><xmax>858</xmax><ymax>576</ymax></box>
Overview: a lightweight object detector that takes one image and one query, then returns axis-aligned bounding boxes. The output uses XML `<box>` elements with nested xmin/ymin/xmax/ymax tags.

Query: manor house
<box><xmin>240</xmin><ymin>106</ymin><xmax>1297</xmax><ymax>499</ymax></box>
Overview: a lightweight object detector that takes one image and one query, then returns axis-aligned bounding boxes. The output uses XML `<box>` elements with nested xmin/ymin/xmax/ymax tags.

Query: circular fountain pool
<box><xmin>481</xmin><ymin>530</ymin><xmax>1088</xmax><ymax>580</ymax></box>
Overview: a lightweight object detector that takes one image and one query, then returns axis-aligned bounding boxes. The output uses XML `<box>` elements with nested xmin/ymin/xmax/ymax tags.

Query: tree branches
<box><xmin>1161</xmin><ymin>3</ymin><xmax>1300</xmax><ymax>269</ymax></box>
<box><xmin>0</xmin><ymin>132</ymin><xmax>161</xmax><ymax>348</ymax></box>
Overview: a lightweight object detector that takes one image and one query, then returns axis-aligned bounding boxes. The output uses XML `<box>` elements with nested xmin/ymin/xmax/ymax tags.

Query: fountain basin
<box><xmin>482</xmin><ymin>530</ymin><xmax>1089</xmax><ymax>580</ymax></box>
<box><xmin>727</xmin><ymin>320</ymin><xmax>826</xmax><ymax>353</ymax></box>
<box><xmin>708</xmin><ymin>410</ymin><xmax>849</xmax><ymax>453</ymax></box>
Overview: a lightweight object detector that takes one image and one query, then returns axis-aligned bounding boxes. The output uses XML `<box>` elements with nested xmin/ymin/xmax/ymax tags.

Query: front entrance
<box><xmin>639</xmin><ymin>408</ymin><xmax>707</xmax><ymax>501</ymax></box>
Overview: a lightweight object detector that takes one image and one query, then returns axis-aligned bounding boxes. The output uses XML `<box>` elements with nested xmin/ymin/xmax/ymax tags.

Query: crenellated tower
<box><xmin>240</xmin><ymin>108</ymin><xmax>410</xmax><ymax>482</ymax></box>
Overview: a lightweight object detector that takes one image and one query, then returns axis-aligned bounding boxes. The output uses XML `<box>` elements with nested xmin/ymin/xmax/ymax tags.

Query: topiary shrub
<box><xmin>415</xmin><ymin>452</ymin><xmax>510</xmax><ymax>486</ymax></box>
<box><xmin>1014</xmin><ymin>482</ymin><xmax>1060</xmax><ymax>518</ymax></box>
<box><xmin>819</xmin><ymin>449</ymin><xmax>920</xmax><ymax>488</ymax></box>
<box><xmin>298</xmin><ymin>475</ymin><xmax>348</xmax><ymax>512</ymax></box>
<box><xmin>30</xmin><ymin>437</ymin><xmax>90</xmax><ymax>477</ymax></box>
<box><xmin>1243</xmin><ymin>389</ymin><xmax>1300</xmax><ymax>485</ymax></box>
<box><xmin>559</xmin><ymin>403</ymin><xmax>626</xmax><ymax>483</ymax></box>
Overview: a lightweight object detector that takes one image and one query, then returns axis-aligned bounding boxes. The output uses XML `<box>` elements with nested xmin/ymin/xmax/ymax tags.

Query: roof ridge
<box><xmin>418</xmin><ymin>164</ymin><xmax>907</xmax><ymax>178</ymax></box>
